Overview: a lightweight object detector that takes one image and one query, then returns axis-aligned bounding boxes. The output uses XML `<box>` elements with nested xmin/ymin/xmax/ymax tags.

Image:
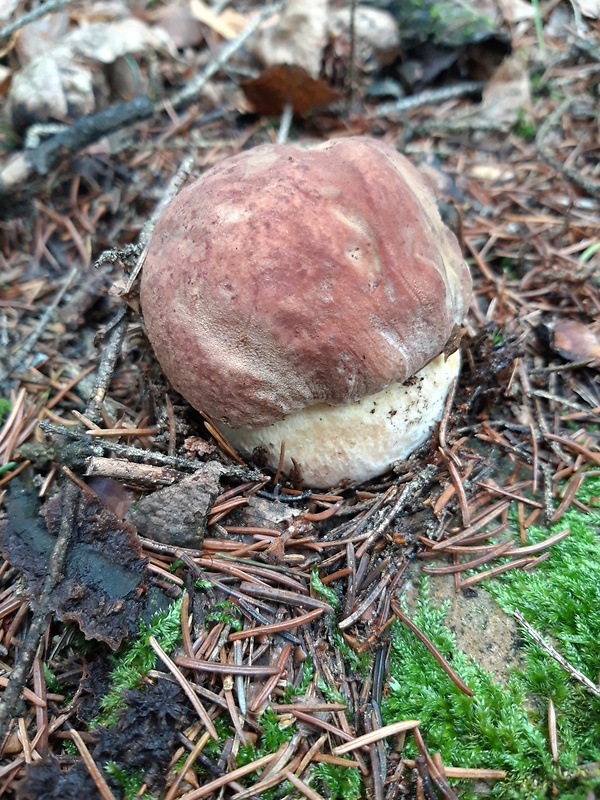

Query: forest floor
<box><xmin>0</xmin><ymin>1</ymin><xmax>599</xmax><ymax>798</ymax></box>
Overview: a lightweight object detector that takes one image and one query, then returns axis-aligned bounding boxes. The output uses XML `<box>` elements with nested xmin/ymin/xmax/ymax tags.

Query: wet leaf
<box><xmin>0</xmin><ymin>481</ymin><xmax>169</xmax><ymax>648</ymax></box>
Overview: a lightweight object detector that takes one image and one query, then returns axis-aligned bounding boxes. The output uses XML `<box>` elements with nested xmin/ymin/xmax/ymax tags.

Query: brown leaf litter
<box><xmin>0</xmin><ymin>0</ymin><xmax>599</xmax><ymax>798</ymax></box>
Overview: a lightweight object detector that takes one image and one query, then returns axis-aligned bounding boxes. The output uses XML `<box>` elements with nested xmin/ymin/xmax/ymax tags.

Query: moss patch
<box><xmin>382</xmin><ymin>476</ymin><xmax>600</xmax><ymax>799</ymax></box>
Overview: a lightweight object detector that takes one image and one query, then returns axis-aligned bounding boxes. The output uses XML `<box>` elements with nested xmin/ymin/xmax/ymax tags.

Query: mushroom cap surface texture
<box><xmin>141</xmin><ymin>137</ymin><xmax>472</xmax><ymax>486</ymax></box>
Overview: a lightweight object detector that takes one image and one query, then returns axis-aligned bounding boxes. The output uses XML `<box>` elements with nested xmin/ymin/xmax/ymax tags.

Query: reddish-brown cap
<box><xmin>141</xmin><ymin>137</ymin><xmax>472</xmax><ymax>427</ymax></box>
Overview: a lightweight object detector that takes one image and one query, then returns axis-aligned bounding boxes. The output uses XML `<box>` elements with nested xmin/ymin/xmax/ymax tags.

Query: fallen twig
<box><xmin>514</xmin><ymin>610</ymin><xmax>600</xmax><ymax>699</ymax></box>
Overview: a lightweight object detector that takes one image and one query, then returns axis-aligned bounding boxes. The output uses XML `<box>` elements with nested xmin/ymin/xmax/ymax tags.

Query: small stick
<box><xmin>121</xmin><ymin>155</ymin><xmax>195</xmax><ymax>293</ymax></box>
<box><xmin>514</xmin><ymin>610</ymin><xmax>600</xmax><ymax>699</ymax></box>
<box><xmin>369</xmin><ymin>82</ymin><xmax>485</xmax><ymax>119</ymax></box>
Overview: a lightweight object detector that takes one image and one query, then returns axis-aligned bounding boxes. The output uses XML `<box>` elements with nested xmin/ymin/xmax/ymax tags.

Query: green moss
<box><xmin>282</xmin><ymin>655</ymin><xmax>314</xmax><ymax>703</ymax></box>
<box><xmin>512</xmin><ymin>109</ymin><xmax>536</xmax><ymax>140</ymax></box>
<box><xmin>381</xmin><ymin>476</ymin><xmax>600</xmax><ymax>798</ymax></box>
<box><xmin>239</xmin><ymin>710</ymin><xmax>292</xmax><ymax>761</ymax></box>
<box><xmin>0</xmin><ymin>398</ymin><xmax>11</xmax><ymax>425</ymax></box>
<box><xmin>313</xmin><ymin>760</ymin><xmax>362</xmax><ymax>800</ymax></box>
<box><xmin>103</xmin><ymin>762</ymin><xmax>156</xmax><ymax>800</ymax></box>
<box><xmin>311</xmin><ymin>567</ymin><xmax>340</xmax><ymax>611</ymax></box>
<box><xmin>382</xmin><ymin>580</ymin><xmax>551</xmax><ymax>798</ymax></box>
<box><xmin>484</xmin><ymin>477</ymin><xmax>600</xmax><ymax>774</ymax></box>
<box><xmin>205</xmin><ymin>600</ymin><xmax>243</xmax><ymax>631</ymax></box>
<box><xmin>96</xmin><ymin>597</ymin><xmax>183</xmax><ymax>727</ymax></box>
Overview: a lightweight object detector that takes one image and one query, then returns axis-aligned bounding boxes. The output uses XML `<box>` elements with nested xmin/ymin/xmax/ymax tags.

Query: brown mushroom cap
<box><xmin>141</xmin><ymin>137</ymin><xmax>472</xmax><ymax>429</ymax></box>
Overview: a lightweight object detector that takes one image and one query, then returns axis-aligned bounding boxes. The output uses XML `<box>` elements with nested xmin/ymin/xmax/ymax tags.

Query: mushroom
<box><xmin>141</xmin><ymin>137</ymin><xmax>472</xmax><ymax>487</ymax></box>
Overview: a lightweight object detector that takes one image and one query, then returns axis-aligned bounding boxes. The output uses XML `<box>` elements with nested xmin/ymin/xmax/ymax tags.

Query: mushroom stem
<box><xmin>218</xmin><ymin>350</ymin><xmax>461</xmax><ymax>488</ymax></box>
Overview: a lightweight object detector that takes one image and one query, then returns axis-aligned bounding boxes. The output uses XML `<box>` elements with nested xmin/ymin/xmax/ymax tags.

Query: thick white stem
<box><xmin>219</xmin><ymin>350</ymin><xmax>460</xmax><ymax>488</ymax></box>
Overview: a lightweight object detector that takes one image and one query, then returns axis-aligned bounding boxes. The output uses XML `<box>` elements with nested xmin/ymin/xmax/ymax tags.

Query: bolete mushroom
<box><xmin>141</xmin><ymin>137</ymin><xmax>472</xmax><ymax>487</ymax></box>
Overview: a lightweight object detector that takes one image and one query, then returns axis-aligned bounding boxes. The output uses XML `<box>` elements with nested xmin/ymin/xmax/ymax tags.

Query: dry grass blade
<box><xmin>332</xmin><ymin>720</ymin><xmax>420</xmax><ymax>755</ymax></box>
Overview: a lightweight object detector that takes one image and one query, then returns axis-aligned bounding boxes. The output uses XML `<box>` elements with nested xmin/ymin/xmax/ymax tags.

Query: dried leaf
<box><xmin>550</xmin><ymin>319</ymin><xmax>600</xmax><ymax>366</ymax></box>
<box><xmin>572</xmin><ymin>0</ymin><xmax>600</xmax><ymax>18</ymax></box>
<box><xmin>242</xmin><ymin>63</ymin><xmax>340</xmax><ymax>116</ymax></box>
<box><xmin>481</xmin><ymin>55</ymin><xmax>531</xmax><ymax>125</ymax></box>
<box><xmin>328</xmin><ymin>7</ymin><xmax>400</xmax><ymax>70</ymax></box>
<box><xmin>250</xmin><ymin>0</ymin><xmax>329</xmax><ymax>78</ymax></box>
<box><xmin>8</xmin><ymin>18</ymin><xmax>174</xmax><ymax>130</ymax></box>
<box><xmin>127</xmin><ymin>461</ymin><xmax>225</xmax><ymax>547</ymax></box>
<box><xmin>152</xmin><ymin>2</ymin><xmax>206</xmax><ymax>49</ymax></box>
<box><xmin>66</xmin><ymin>18</ymin><xmax>174</xmax><ymax>64</ymax></box>
<box><xmin>189</xmin><ymin>0</ymin><xmax>245</xmax><ymax>40</ymax></box>
<box><xmin>9</xmin><ymin>54</ymin><xmax>95</xmax><ymax>131</ymax></box>
<box><xmin>15</xmin><ymin>12</ymin><xmax>70</xmax><ymax>64</ymax></box>
<box><xmin>497</xmin><ymin>0</ymin><xmax>535</xmax><ymax>24</ymax></box>
<box><xmin>0</xmin><ymin>0</ymin><xmax>19</xmax><ymax>23</ymax></box>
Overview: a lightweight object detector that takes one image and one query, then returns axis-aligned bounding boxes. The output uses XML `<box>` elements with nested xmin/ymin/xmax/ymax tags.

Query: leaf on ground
<box><xmin>328</xmin><ymin>7</ymin><xmax>400</xmax><ymax>71</ymax></box>
<box><xmin>189</xmin><ymin>0</ymin><xmax>246</xmax><ymax>40</ymax></box>
<box><xmin>550</xmin><ymin>319</ymin><xmax>600</xmax><ymax>366</ymax></box>
<box><xmin>481</xmin><ymin>55</ymin><xmax>532</xmax><ymax>125</ymax></box>
<box><xmin>152</xmin><ymin>3</ymin><xmax>206</xmax><ymax>49</ymax></box>
<box><xmin>572</xmin><ymin>0</ymin><xmax>600</xmax><ymax>18</ymax></box>
<box><xmin>126</xmin><ymin>460</ymin><xmax>225</xmax><ymax>547</ymax></box>
<box><xmin>8</xmin><ymin>18</ymin><xmax>174</xmax><ymax>131</ymax></box>
<box><xmin>241</xmin><ymin>64</ymin><xmax>340</xmax><ymax>116</ymax></box>
<box><xmin>250</xmin><ymin>0</ymin><xmax>329</xmax><ymax>78</ymax></box>
<box><xmin>497</xmin><ymin>0</ymin><xmax>536</xmax><ymax>24</ymax></box>
<box><xmin>0</xmin><ymin>480</ymin><xmax>168</xmax><ymax>648</ymax></box>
